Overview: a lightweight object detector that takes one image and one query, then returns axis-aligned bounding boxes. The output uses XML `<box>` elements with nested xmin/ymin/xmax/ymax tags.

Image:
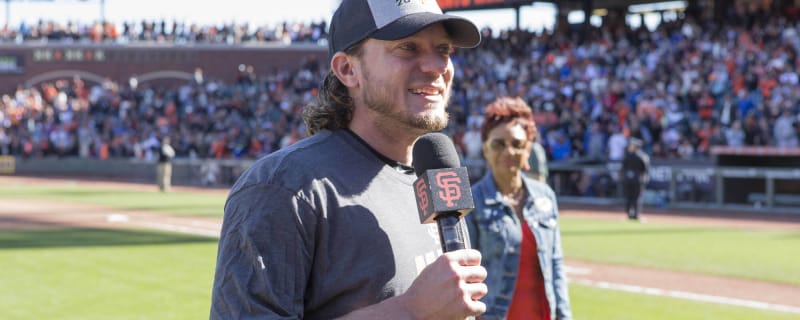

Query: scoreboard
<box><xmin>437</xmin><ymin>0</ymin><xmax>534</xmax><ymax>11</ymax></box>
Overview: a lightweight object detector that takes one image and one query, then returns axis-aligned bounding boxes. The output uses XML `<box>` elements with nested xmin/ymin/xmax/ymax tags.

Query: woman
<box><xmin>466</xmin><ymin>96</ymin><xmax>572</xmax><ymax>320</ymax></box>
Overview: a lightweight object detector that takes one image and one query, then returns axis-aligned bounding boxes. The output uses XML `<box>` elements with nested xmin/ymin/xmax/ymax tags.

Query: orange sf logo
<box><xmin>436</xmin><ymin>171</ymin><xmax>462</xmax><ymax>207</ymax></box>
<box><xmin>415</xmin><ymin>179</ymin><xmax>429</xmax><ymax>213</ymax></box>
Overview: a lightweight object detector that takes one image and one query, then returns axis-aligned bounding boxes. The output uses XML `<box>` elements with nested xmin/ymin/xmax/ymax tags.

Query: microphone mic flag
<box><xmin>412</xmin><ymin>132</ymin><xmax>474</xmax><ymax>252</ymax></box>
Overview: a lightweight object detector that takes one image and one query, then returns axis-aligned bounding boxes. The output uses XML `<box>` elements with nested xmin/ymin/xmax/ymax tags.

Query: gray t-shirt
<box><xmin>211</xmin><ymin>130</ymin><xmax>442</xmax><ymax>319</ymax></box>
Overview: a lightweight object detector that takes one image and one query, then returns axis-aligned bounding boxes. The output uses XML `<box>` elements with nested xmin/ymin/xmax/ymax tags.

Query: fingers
<box><xmin>463</xmin><ymin>282</ymin><xmax>488</xmax><ymax>316</ymax></box>
<box><xmin>465</xmin><ymin>282</ymin><xmax>488</xmax><ymax>301</ymax></box>
<box><xmin>444</xmin><ymin>249</ymin><xmax>482</xmax><ymax>266</ymax></box>
<box><xmin>407</xmin><ymin>250</ymin><xmax>487</xmax><ymax>319</ymax></box>
<box><xmin>450</xmin><ymin>250</ymin><xmax>488</xmax><ymax>313</ymax></box>
<box><xmin>443</xmin><ymin>249</ymin><xmax>486</xmax><ymax>284</ymax></box>
<box><xmin>462</xmin><ymin>264</ymin><xmax>487</xmax><ymax>283</ymax></box>
<box><xmin>467</xmin><ymin>299</ymin><xmax>487</xmax><ymax>316</ymax></box>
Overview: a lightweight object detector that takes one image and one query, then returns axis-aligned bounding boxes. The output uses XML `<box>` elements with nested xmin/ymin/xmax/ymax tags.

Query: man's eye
<box><xmin>400</xmin><ymin>43</ymin><xmax>416</xmax><ymax>51</ymax></box>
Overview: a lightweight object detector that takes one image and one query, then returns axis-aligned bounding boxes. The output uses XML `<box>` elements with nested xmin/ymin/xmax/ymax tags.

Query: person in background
<box><xmin>210</xmin><ymin>0</ymin><xmax>488</xmax><ymax>319</ymax></box>
<box><xmin>156</xmin><ymin>136</ymin><xmax>175</xmax><ymax>192</ymax></box>
<box><xmin>527</xmin><ymin>129</ymin><xmax>549</xmax><ymax>183</ymax></box>
<box><xmin>467</xmin><ymin>96</ymin><xmax>573</xmax><ymax>320</ymax></box>
<box><xmin>620</xmin><ymin>138</ymin><xmax>650</xmax><ymax>221</ymax></box>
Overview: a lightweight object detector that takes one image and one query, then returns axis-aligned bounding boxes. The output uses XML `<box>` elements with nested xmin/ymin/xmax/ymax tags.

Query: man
<box><xmin>156</xmin><ymin>136</ymin><xmax>175</xmax><ymax>192</ymax></box>
<box><xmin>620</xmin><ymin>138</ymin><xmax>650</xmax><ymax>221</ymax></box>
<box><xmin>210</xmin><ymin>1</ymin><xmax>487</xmax><ymax>319</ymax></box>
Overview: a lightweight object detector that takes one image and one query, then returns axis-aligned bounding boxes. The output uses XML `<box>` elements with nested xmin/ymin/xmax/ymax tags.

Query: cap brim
<box><xmin>371</xmin><ymin>12</ymin><xmax>481</xmax><ymax>48</ymax></box>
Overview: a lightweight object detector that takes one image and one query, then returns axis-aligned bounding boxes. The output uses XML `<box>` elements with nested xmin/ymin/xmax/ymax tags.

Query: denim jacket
<box><xmin>466</xmin><ymin>171</ymin><xmax>572</xmax><ymax>320</ymax></box>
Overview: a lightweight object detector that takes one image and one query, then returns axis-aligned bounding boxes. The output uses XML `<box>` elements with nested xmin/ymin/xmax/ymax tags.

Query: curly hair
<box><xmin>303</xmin><ymin>42</ymin><xmax>364</xmax><ymax>135</ymax></box>
<box><xmin>480</xmin><ymin>96</ymin><xmax>537</xmax><ymax>142</ymax></box>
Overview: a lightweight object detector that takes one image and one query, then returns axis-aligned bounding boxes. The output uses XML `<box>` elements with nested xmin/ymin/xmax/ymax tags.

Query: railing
<box><xmin>546</xmin><ymin>162</ymin><xmax>800</xmax><ymax>214</ymax></box>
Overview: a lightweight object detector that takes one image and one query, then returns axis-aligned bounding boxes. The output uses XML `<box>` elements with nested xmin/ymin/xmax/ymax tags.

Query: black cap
<box><xmin>328</xmin><ymin>0</ymin><xmax>481</xmax><ymax>60</ymax></box>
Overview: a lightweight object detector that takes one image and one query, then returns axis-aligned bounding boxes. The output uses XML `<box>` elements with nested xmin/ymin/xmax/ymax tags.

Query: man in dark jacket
<box><xmin>621</xmin><ymin>138</ymin><xmax>649</xmax><ymax>221</ymax></box>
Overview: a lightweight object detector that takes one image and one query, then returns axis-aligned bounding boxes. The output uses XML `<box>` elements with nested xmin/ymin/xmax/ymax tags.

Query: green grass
<box><xmin>560</xmin><ymin>216</ymin><xmax>800</xmax><ymax>286</ymax></box>
<box><xmin>0</xmin><ymin>228</ymin><xmax>218</xmax><ymax>320</ymax></box>
<box><xmin>2</xmin><ymin>182</ymin><xmax>799</xmax><ymax>318</ymax></box>
<box><xmin>0</xmin><ymin>184</ymin><xmax>226</xmax><ymax>217</ymax></box>
<box><xmin>569</xmin><ymin>284</ymin><xmax>799</xmax><ymax>320</ymax></box>
<box><xmin>2</xmin><ymin>228</ymin><xmax>796</xmax><ymax>319</ymax></box>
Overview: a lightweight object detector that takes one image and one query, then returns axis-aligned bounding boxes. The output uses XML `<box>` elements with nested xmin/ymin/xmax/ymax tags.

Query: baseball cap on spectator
<box><xmin>328</xmin><ymin>0</ymin><xmax>481</xmax><ymax>60</ymax></box>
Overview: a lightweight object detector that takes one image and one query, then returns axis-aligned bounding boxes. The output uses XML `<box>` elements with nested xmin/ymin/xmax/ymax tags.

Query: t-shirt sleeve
<box><xmin>210</xmin><ymin>183</ymin><xmax>316</xmax><ymax>319</ymax></box>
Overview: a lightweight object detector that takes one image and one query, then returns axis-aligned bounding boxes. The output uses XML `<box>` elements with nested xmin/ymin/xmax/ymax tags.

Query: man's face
<box><xmin>353</xmin><ymin>23</ymin><xmax>455</xmax><ymax>133</ymax></box>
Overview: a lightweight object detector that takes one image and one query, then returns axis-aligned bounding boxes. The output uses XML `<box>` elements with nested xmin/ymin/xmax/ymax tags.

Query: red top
<box><xmin>506</xmin><ymin>221</ymin><xmax>551</xmax><ymax>320</ymax></box>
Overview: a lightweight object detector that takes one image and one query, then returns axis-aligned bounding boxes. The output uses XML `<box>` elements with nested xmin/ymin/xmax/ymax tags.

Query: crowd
<box><xmin>448</xmin><ymin>4</ymin><xmax>800</xmax><ymax>163</ymax></box>
<box><xmin>0</xmin><ymin>19</ymin><xmax>328</xmax><ymax>45</ymax></box>
<box><xmin>0</xmin><ymin>58</ymin><xmax>321</xmax><ymax>162</ymax></box>
<box><xmin>1</xmin><ymin>5</ymin><xmax>800</xmax><ymax>166</ymax></box>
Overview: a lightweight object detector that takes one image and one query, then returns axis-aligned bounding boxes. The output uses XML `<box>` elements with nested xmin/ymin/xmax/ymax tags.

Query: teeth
<box><xmin>410</xmin><ymin>89</ymin><xmax>438</xmax><ymax>95</ymax></box>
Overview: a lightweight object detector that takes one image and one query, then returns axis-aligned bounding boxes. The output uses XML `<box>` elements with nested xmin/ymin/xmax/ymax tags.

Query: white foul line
<box><xmin>138</xmin><ymin>221</ymin><xmax>221</xmax><ymax>238</ymax></box>
<box><xmin>106</xmin><ymin>214</ymin><xmax>220</xmax><ymax>238</ymax></box>
<box><xmin>572</xmin><ymin>279</ymin><xmax>800</xmax><ymax>314</ymax></box>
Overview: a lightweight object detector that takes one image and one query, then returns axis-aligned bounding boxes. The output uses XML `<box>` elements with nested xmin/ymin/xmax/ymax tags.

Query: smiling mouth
<box><xmin>409</xmin><ymin>88</ymin><xmax>442</xmax><ymax>96</ymax></box>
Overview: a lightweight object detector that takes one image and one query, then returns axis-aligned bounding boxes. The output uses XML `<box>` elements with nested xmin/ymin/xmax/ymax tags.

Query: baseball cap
<box><xmin>328</xmin><ymin>0</ymin><xmax>481</xmax><ymax>60</ymax></box>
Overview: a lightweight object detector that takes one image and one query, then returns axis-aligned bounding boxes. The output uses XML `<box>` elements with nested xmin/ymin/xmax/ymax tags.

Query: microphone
<box><xmin>412</xmin><ymin>132</ymin><xmax>474</xmax><ymax>252</ymax></box>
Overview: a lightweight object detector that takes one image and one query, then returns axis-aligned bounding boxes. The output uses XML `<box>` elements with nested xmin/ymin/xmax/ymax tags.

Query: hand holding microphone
<box><xmin>403</xmin><ymin>132</ymin><xmax>487</xmax><ymax>319</ymax></box>
<box><xmin>339</xmin><ymin>133</ymin><xmax>486</xmax><ymax>320</ymax></box>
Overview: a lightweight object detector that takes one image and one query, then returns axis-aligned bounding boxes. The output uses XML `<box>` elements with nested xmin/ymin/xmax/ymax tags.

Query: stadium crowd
<box><xmin>0</xmin><ymin>19</ymin><xmax>328</xmax><ymax>45</ymax></box>
<box><xmin>1</xmin><ymin>5</ymin><xmax>799</xmax><ymax>166</ymax></box>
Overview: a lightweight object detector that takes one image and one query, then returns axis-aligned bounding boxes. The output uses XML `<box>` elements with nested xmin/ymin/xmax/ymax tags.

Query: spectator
<box><xmin>583</xmin><ymin>122</ymin><xmax>607</xmax><ymax>161</ymax></box>
<box><xmin>3</xmin><ymin>1</ymin><xmax>800</xmax><ymax>173</ymax></box>
<box><xmin>774</xmin><ymin>107</ymin><xmax>799</xmax><ymax>147</ymax></box>
<box><xmin>462</xmin><ymin>122</ymin><xmax>483</xmax><ymax>160</ymax></box>
<box><xmin>725</xmin><ymin>121</ymin><xmax>746</xmax><ymax>147</ymax></box>
<box><xmin>527</xmin><ymin>129</ymin><xmax>549</xmax><ymax>183</ymax></box>
<box><xmin>607</xmin><ymin>125</ymin><xmax>627</xmax><ymax>162</ymax></box>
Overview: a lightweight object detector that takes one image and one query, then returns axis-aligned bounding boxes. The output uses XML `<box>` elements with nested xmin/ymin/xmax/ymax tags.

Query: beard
<box><xmin>360</xmin><ymin>68</ymin><xmax>450</xmax><ymax>132</ymax></box>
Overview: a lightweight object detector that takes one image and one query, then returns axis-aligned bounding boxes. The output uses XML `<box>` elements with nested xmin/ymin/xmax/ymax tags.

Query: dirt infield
<box><xmin>2</xmin><ymin>175</ymin><xmax>799</xmax><ymax>313</ymax></box>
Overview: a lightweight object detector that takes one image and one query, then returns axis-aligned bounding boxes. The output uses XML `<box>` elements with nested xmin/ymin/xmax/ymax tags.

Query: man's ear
<box><xmin>331</xmin><ymin>52</ymin><xmax>359</xmax><ymax>88</ymax></box>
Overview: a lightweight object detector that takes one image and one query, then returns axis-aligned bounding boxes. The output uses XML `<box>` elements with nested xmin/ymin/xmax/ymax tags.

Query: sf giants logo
<box><xmin>415</xmin><ymin>178</ymin><xmax>430</xmax><ymax>214</ymax></box>
<box><xmin>436</xmin><ymin>171</ymin><xmax>462</xmax><ymax>207</ymax></box>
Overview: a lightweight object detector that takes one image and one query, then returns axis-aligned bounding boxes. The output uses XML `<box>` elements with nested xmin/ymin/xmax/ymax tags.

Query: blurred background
<box><xmin>1</xmin><ymin>0</ymin><xmax>798</xmax><ymax>213</ymax></box>
<box><xmin>0</xmin><ymin>1</ymin><xmax>799</xmax><ymax>319</ymax></box>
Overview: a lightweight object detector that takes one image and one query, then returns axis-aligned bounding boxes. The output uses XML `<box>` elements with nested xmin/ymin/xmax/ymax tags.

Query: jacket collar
<box><xmin>477</xmin><ymin>170</ymin><xmax>536</xmax><ymax>206</ymax></box>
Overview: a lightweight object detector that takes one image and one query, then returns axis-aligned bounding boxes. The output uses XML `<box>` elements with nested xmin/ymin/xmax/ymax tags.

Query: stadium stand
<box><xmin>1</xmin><ymin>1</ymin><xmax>799</xmax><ymax>212</ymax></box>
<box><xmin>2</xmin><ymin>5</ymin><xmax>799</xmax><ymax>161</ymax></box>
<box><xmin>0</xmin><ymin>19</ymin><xmax>328</xmax><ymax>45</ymax></box>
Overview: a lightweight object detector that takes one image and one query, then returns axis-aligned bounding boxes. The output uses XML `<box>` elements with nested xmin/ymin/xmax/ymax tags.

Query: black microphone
<box><xmin>412</xmin><ymin>132</ymin><xmax>474</xmax><ymax>252</ymax></box>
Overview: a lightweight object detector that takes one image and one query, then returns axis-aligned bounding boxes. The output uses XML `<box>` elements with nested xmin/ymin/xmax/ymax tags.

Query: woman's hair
<box><xmin>303</xmin><ymin>42</ymin><xmax>364</xmax><ymax>135</ymax></box>
<box><xmin>480</xmin><ymin>96</ymin><xmax>537</xmax><ymax>142</ymax></box>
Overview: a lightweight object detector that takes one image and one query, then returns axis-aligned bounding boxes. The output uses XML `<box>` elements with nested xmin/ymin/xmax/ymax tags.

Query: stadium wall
<box><xmin>0</xmin><ymin>43</ymin><xmax>328</xmax><ymax>94</ymax></box>
<box><xmin>3</xmin><ymin>156</ymin><xmax>799</xmax><ymax>214</ymax></box>
<box><xmin>5</xmin><ymin>157</ymin><xmax>248</xmax><ymax>187</ymax></box>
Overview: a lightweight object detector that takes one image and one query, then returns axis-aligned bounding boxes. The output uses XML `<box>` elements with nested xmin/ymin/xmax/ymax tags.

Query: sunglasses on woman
<box><xmin>486</xmin><ymin>138</ymin><xmax>528</xmax><ymax>153</ymax></box>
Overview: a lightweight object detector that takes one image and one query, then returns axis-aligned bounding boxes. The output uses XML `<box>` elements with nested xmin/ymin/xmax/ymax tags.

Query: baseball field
<box><xmin>1</xmin><ymin>176</ymin><xmax>798</xmax><ymax>319</ymax></box>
